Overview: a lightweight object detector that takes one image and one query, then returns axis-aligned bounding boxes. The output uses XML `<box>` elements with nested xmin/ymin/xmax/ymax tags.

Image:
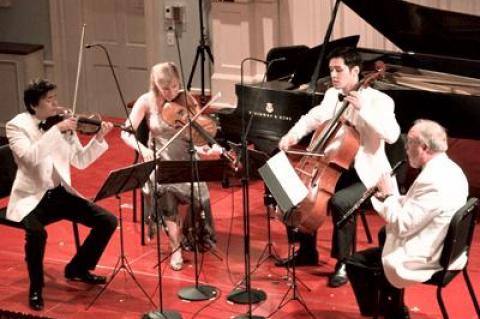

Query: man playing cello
<box><xmin>277</xmin><ymin>47</ymin><xmax>400</xmax><ymax>288</ymax></box>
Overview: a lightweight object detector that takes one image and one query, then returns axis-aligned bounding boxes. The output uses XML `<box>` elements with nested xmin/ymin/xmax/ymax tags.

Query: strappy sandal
<box><xmin>170</xmin><ymin>249</ymin><xmax>183</xmax><ymax>271</ymax></box>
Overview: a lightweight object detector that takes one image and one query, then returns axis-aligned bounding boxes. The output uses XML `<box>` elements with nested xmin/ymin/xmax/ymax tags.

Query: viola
<box><xmin>161</xmin><ymin>91</ymin><xmax>218</xmax><ymax>146</ymax></box>
<box><xmin>282</xmin><ymin>61</ymin><xmax>386</xmax><ymax>233</ymax></box>
<box><xmin>161</xmin><ymin>91</ymin><xmax>239</xmax><ymax>169</ymax></box>
<box><xmin>43</xmin><ymin>107</ymin><xmax>134</xmax><ymax>135</ymax></box>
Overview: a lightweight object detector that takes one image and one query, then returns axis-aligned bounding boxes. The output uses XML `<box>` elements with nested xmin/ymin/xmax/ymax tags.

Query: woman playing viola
<box><xmin>121</xmin><ymin>62</ymin><xmax>220</xmax><ymax>271</ymax></box>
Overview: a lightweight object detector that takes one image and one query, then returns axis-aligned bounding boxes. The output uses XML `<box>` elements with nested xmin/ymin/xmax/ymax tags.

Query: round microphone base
<box><xmin>142</xmin><ymin>310</ymin><xmax>182</xmax><ymax>319</ymax></box>
<box><xmin>177</xmin><ymin>285</ymin><xmax>218</xmax><ymax>301</ymax></box>
<box><xmin>227</xmin><ymin>288</ymin><xmax>267</xmax><ymax>304</ymax></box>
<box><xmin>234</xmin><ymin>315</ymin><xmax>266</xmax><ymax>319</ymax></box>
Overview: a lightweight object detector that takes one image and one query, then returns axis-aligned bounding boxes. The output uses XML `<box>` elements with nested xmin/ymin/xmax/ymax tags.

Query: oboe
<box><xmin>336</xmin><ymin>160</ymin><xmax>406</xmax><ymax>228</ymax></box>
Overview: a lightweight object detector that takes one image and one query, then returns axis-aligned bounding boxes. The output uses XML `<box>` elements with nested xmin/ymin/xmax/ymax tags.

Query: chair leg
<box><xmin>132</xmin><ymin>189</ymin><xmax>137</xmax><ymax>223</ymax></box>
<box><xmin>141</xmin><ymin>192</ymin><xmax>146</xmax><ymax>246</ymax></box>
<box><xmin>436</xmin><ymin>286</ymin><xmax>449</xmax><ymax>319</ymax></box>
<box><xmin>463</xmin><ymin>269</ymin><xmax>480</xmax><ymax>316</ymax></box>
<box><xmin>373</xmin><ymin>276</ymin><xmax>380</xmax><ymax>319</ymax></box>
<box><xmin>359</xmin><ymin>209</ymin><xmax>373</xmax><ymax>244</ymax></box>
<box><xmin>352</xmin><ymin>214</ymin><xmax>358</xmax><ymax>253</ymax></box>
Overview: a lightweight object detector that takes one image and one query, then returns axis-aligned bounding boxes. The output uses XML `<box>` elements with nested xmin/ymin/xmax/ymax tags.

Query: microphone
<box><xmin>240</xmin><ymin>57</ymin><xmax>287</xmax><ymax>83</ymax></box>
<box><xmin>268</xmin><ymin>57</ymin><xmax>287</xmax><ymax>65</ymax></box>
<box><xmin>266</xmin><ymin>57</ymin><xmax>286</xmax><ymax>69</ymax></box>
<box><xmin>265</xmin><ymin>57</ymin><xmax>287</xmax><ymax>82</ymax></box>
<box><xmin>240</xmin><ymin>57</ymin><xmax>286</xmax><ymax>66</ymax></box>
<box><xmin>241</xmin><ymin>57</ymin><xmax>267</xmax><ymax>65</ymax></box>
<box><xmin>85</xmin><ymin>43</ymin><xmax>112</xmax><ymax>52</ymax></box>
<box><xmin>239</xmin><ymin>56</ymin><xmax>288</xmax><ymax>139</ymax></box>
<box><xmin>83</xmin><ymin>43</ymin><xmax>126</xmax><ymax>106</ymax></box>
<box><xmin>85</xmin><ymin>42</ymin><xmax>156</xmax><ymax>182</ymax></box>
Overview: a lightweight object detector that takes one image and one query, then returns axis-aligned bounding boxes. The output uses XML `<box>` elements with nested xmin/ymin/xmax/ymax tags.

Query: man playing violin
<box><xmin>6</xmin><ymin>79</ymin><xmax>118</xmax><ymax>310</ymax></box>
<box><xmin>277</xmin><ymin>47</ymin><xmax>400</xmax><ymax>288</ymax></box>
<box><xmin>121</xmin><ymin>62</ymin><xmax>221</xmax><ymax>271</ymax></box>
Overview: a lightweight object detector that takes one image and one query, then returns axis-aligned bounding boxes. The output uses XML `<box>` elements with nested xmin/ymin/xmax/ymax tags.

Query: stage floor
<box><xmin>1</xmin><ymin>180</ymin><xmax>479</xmax><ymax>318</ymax></box>
<box><xmin>0</xmin><ymin>129</ymin><xmax>479</xmax><ymax>319</ymax></box>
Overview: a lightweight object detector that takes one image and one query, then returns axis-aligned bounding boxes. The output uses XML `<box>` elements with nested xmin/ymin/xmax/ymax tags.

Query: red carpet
<box><xmin>0</xmin><ymin>126</ymin><xmax>479</xmax><ymax>318</ymax></box>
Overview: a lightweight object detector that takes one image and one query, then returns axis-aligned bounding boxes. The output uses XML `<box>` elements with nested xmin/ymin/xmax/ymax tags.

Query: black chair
<box><xmin>352</xmin><ymin>135</ymin><xmax>408</xmax><ymax>251</ymax></box>
<box><xmin>423</xmin><ymin>197</ymin><xmax>480</xmax><ymax>319</ymax></box>
<box><xmin>0</xmin><ymin>144</ymin><xmax>80</xmax><ymax>250</ymax></box>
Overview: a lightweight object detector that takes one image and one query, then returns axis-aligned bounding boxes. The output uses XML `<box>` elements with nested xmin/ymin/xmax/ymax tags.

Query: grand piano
<box><xmin>218</xmin><ymin>0</ymin><xmax>480</xmax><ymax>157</ymax></box>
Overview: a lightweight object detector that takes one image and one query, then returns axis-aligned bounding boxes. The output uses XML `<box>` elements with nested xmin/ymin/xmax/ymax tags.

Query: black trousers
<box><xmin>21</xmin><ymin>186</ymin><xmax>118</xmax><ymax>292</ymax></box>
<box><xmin>287</xmin><ymin>167</ymin><xmax>366</xmax><ymax>262</ymax></box>
<box><xmin>346</xmin><ymin>228</ymin><xmax>405</xmax><ymax>316</ymax></box>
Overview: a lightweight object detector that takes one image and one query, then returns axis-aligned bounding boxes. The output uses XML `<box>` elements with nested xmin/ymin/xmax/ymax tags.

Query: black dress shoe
<box><xmin>385</xmin><ymin>305</ymin><xmax>410</xmax><ymax>319</ymax></box>
<box><xmin>29</xmin><ymin>290</ymin><xmax>44</xmax><ymax>311</ymax></box>
<box><xmin>274</xmin><ymin>251</ymin><xmax>318</xmax><ymax>267</ymax></box>
<box><xmin>65</xmin><ymin>269</ymin><xmax>107</xmax><ymax>284</ymax></box>
<box><xmin>328</xmin><ymin>262</ymin><xmax>348</xmax><ymax>288</ymax></box>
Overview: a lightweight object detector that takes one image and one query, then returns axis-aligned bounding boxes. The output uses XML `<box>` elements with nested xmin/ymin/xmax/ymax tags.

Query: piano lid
<box><xmin>341</xmin><ymin>0</ymin><xmax>480</xmax><ymax>61</ymax></box>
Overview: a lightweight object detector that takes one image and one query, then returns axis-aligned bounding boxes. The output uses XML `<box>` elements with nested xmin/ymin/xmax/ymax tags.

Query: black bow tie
<box><xmin>338</xmin><ymin>93</ymin><xmax>346</xmax><ymax>102</ymax></box>
<box><xmin>38</xmin><ymin>120</ymin><xmax>47</xmax><ymax>131</ymax></box>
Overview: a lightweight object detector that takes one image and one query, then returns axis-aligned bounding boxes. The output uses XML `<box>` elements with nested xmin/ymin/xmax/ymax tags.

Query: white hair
<box><xmin>412</xmin><ymin>119</ymin><xmax>448</xmax><ymax>152</ymax></box>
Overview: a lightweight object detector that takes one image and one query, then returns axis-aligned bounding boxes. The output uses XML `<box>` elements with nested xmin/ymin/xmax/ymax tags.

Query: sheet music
<box><xmin>259</xmin><ymin>151</ymin><xmax>308</xmax><ymax>212</ymax></box>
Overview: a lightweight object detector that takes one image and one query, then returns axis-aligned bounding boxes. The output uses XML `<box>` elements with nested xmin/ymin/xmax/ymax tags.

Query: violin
<box><xmin>43</xmin><ymin>25</ymin><xmax>132</xmax><ymax>136</ymax></box>
<box><xmin>43</xmin><ymin>107</ymin><xmax>134</xmax><ymax>135</ymax></box>
<box><xmin>161</xmin><ymin>91</ymin><xmax>239</xmax><ymax>168</ymax></box>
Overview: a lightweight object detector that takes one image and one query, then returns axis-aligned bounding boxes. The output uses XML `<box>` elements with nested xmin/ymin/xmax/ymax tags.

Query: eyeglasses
<box><xmin>406</xmin><ymin>138</ymin><xmax>424</xmax><ymax>148</ymax></box>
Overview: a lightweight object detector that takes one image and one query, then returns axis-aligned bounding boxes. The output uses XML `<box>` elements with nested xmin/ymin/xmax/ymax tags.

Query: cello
<box><xmin>283</xmin><ymin>61</ymin><xmax>386</xmax><ymax>233</ymax></box>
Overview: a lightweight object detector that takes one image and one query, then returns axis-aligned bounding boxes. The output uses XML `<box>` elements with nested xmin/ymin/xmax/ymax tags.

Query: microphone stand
<box><xmin>176</xmin><ymin>108</ymin><xmax>218</xmax><ymax>302</ymax></box>
<box><xmin>85</xmin><ymin>43</ymin><xmax>181</xmax><ymax>319</ymax></box>
<box><xmin>144</xmin><ymin>139</ymin><xmax>182</xmax><ymax>319</ymax></box>
<box><xmin>242</xmin><ymin>58</ymin><xmax>286</xmax><ymax>275</ymax></box>
<box><xmin>143</xmin><ymin>95</ymin><xmax>221</xmax><ymax>315</ymax></box>
<box><xmin>227</xmin><ymin>57</ymin><xmax>269</xmax><ymax>319</ymax></box>
<box><xmin>174</xmin><ymin>30</ymin><xmax>218</xmax><ymax>302</ymax></box>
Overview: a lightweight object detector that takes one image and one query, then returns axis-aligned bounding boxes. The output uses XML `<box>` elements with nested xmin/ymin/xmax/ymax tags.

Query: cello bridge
<box><xmin>295</xmin><ymin>167</ymin><xmax>314</xmax><ymax>178</ymax></box>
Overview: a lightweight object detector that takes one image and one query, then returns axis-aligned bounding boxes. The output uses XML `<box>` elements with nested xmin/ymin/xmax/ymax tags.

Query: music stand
<box><xmin>248</xmin><ymin>149</ymin><xmax>282</xmax><ymax>270</ymax></box>
<box><xmin>235</xmin><ymin>149</ymin><xmax>281</xmax><ymax>274</ymax></box>
<box><xmin>258</xmin><ymin>154</ymin><xmax>314</xmax><ymax>319</ymax></box>
<box><xmin>156</xmin><ymin>159</ymin><xmax>228</xmax><ymax>184</ymax></box>
<box><xmin>267</xmin><ymin>226</ymin><xmax>315</xmax><ymax>319</ymax></box>
<box><xmin>87</xmin><ymin>161</ymin><xmax>157</xmax><ymax>310</ymax></box>
<box><xmin>153</xmin><ymin>159</ymin><xmax>228</xmax><ymax>301</ymax></box>
<box><xmin>151</xmin><ymin>159</ymin><xmax>227</xmax><ymax>266</ymax></box>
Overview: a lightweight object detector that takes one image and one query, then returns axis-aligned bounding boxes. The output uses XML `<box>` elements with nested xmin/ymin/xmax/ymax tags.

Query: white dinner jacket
<box><xmin>286</xmin><ymin>86</ymin><xmax>401</xmax><ymax>188</ymax></box>
<box><xmin>373</xmin><ymin>153</ymin><xmax>468</xmax><ymax>288</ymax></box>
<box><xmin>6</xmin><ymin>112</ymin><xmax>108</xmax><ymax>222</ymax></box>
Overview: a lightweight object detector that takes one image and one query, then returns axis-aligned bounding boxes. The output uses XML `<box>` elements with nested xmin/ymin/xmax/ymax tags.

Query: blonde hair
<box><xmin>149</xmin><ymin>62</ymin><xmax>180</xmax><ymax>96</ymax></box>
<box><xmin>412</xmin><ymin>119</ymin><xmax>448</xmax><ymax>152</ymax></box>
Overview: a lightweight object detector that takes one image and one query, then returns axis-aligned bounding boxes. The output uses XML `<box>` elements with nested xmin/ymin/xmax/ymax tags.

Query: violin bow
<box><xmin>71</xmin><ymin>23</ymin><xmax>87</xmax><ymax>116</ymax></box>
